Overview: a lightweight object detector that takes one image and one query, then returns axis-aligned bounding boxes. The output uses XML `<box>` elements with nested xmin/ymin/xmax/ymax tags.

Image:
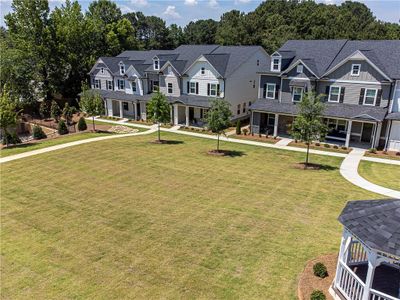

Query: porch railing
<box><xmin>370</xmin><ymin>289</ymin><xmax>400</xmax><ymax>300</ymax></box>
<box><xmin>348</xmin><ymin>240</ymin><xmax>368</xmax><ymax>266</ymax></box>
<box><xmin>336</xmin><ymin>260</ymin><xmax>365</xmax><ymax>300</ymax></box>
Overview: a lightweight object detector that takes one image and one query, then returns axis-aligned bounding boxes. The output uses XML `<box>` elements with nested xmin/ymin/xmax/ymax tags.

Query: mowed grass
<box><xmin>1</xmin><ymin>132</ymin><xmax>377</xmax><ymax>299</ymax></box>
<box><xmin>358</xmin><ymin>161</ymin><xmax>400</xmax><ymax>191</ymax></box>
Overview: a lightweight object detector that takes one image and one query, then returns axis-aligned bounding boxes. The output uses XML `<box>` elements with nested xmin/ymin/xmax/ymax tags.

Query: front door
<box><xmin>361</xmin><ymin>123</ymin><xmax>373</xmax><ymax>143</ymax></box>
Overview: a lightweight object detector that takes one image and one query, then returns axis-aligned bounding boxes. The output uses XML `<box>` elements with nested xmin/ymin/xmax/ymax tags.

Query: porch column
<box><xmin>119</xmin><ymin>101</ymin><xmax>123</xmax><ymax>118</ymax></box>
<box><xmin>173</xmin><ymin>104</ymin><xmax>178</xmax><ymax>125</ymax></box>
<box><xmin>273</xmin><ymin>114</ymin><xmax>279</xmax><ymax>137</ymax></box>
<box><xmin>170</xmin><ymin>105</ymin><xmax>173</xmax><ymax>125</ymax></box>
<box><xmin>373</xmin><ymin>122</ymin><xmax>382</xmax><ymax>148</ymax></box>
<box><xmin>345</xmin><ymin>120</ymin><xmax>352</xmax><ymax>148</ymax></box>
<box><xmin>334</xmin><ymin>230</ymin><xmax>351</xmax><ymax>286</ymax></box>
<box><xmin>185</xmin><ymin>106</ymin><xmax>189</xmax><ymax>127</ymax></box>
<box><xmin>362</xmin><ymin>252</ymin><xmax>378</xmax><ymax>300</ymax></box>
<box><xmin>250</xmin><ymin>111</ymin><xmax>254</xmax><ymax>134</ymax></box>
<box><xmin>134</xmin><ymin>101</ymin><xmax>138</xmax><ymax>120</ymax></box>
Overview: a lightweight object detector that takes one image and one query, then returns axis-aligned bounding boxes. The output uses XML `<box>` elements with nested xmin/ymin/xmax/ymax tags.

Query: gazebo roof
<box><xmin>338</xmin><ymin>199</ymin><xmax>400</xmax><ymax>257</ymax></box>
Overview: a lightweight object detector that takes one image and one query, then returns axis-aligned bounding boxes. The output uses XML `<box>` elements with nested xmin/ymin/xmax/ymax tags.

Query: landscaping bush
<box><xmin>396</xmin><ymin>152</ymin><xmax>400</xmax><ymax>156</ymax></box>
<box><xmin>333</xmin><ymin>145</ymin><xmax>339</xmax><ymax>149</ymax></box>
<box><xmin>58</xmin><ymin>119</ymin><xmax>69</xmax><ymax>135</ymax></box>
<box><xmin>32</xmin><ymin>125</ymin><xmax>47</xmax><ymax>139</ymax></box>
<box><xmin>341</xmin><ymin>146</ymin><xmax>347</xmax><ymax>150</ymax></box>
<box><xmin>313</xmin><ymin>262</ymin><xmax>328</xmax><ymax>278</ymax></box>
<box><xmin>310</xmin><ymin>290</ymin><xmax>326</xmax><ymax>300</ymax></box>
<box><xmin>242</xmin><ymin>128</ymin><xmax>248</xmax><ymax>135</ymax></box>
<box><xmin>324</xmin><ymin>143</ymin><xmax>330</xmax><ymax>148</ymax></box>
<box><xmin>2</xmin><ymin>131</ymin><xmax>21</xmax><ymax>145</ymax></box>
<box><xmin>77</xmin><ymin>117</ymin><xmax>87</xmax><ymax>131</ymax></box>
<box><xmin>236</xmin><ymin>120</ymin><xmax>241</xmax><ymax>135</ymax></box>
<box><xmin>369</xmin><ymin>148</ymin><xmax>377</xmax><ymax>154</ymax></box>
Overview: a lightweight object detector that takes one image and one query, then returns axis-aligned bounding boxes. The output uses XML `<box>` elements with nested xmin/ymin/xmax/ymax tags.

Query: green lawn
<box><xmin>358</xmin><ymin>161</ymin><xmax>400</xmax><ymax>191</ymax></box>
<box><xmin>1</xmin><ymin>132</ymin><xmax>378</xmax><ymax>299</ymax></box>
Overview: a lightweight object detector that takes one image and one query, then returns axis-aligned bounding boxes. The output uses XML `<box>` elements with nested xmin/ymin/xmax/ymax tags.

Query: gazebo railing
<box><xmin>336</xmin><ymin>260</ymin><xmax>365</xmax><ymax>300</ymax></box>
<box><xmin>370</xmin><ymin>289</ymin><xmax>400</xmax><ymax>300</ymax></box>
<box><xmin>348</xmin><ymin>240</ymin><xmax>368</xmax><ymax>265</ymax></box>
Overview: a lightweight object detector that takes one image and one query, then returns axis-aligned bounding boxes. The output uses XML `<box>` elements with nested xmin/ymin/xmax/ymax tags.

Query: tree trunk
<box><xmin>92</xmin><ymin>116</ymin><xmax>96</xmax><ymax>132</ymax></box>
<box><xmin>158</xmin><ymin>123</ymin><xmax>161</xmax><ymax>141</ymax></box>
<box><xmin>217</xmin><ymin>134</ymin><xmax>220</xmax><ymax>152</ymax></box>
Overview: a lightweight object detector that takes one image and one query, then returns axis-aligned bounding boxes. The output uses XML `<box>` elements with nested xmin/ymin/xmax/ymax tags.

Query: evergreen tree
<box><xmin>77</xmin><ymin>116</ymin><xmax>87</xmax><ymax>131</ymax></box>
<box><xmin>50</xmin><ymin>100</ymin><xmax>61</xmax><ymax>122</ymax></box>
<box><xmin>57</xmin><ymin>119</ymin><xmax>68</xmax><ymax>135</ymax></box>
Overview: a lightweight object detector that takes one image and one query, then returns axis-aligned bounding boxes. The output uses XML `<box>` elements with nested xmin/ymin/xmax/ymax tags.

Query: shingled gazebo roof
<box><xmin>338</xmin><ymin>199</ymin><xmax>400</xmax><ymax>257</ymax></box>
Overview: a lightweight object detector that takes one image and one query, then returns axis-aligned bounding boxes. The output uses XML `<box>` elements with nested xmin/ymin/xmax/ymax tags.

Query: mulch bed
<box><xmin>232</xmin><ymin>134</ymin><xmax>280</xmax><ymax>144</ymax></box>
<box><xmin>297</xmin><ymin>254</ymin><xmax>337</xmax><ymax>300</ymax></box>
<box><xmin>207</xmin><ymin>149</ymin><xmax>227</xmax><ymax>156</ymax></box>
<box><xmin>365</xmin><ymin>150</ymin><xmax>400</xmax><ymax>161</ymax></box>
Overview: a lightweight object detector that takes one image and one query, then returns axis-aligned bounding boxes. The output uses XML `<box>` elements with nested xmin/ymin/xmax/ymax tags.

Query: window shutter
<box><xmin>217</xmin><ymin>84</ymin><xmax>220</xmax><ymax>96</ymax></box>
<box><xmin>196</xmin><ymin>82</ymin><xmax>199</xmax><ymax>94</ymax></box>
<box><xmin>207</xmin><ymin>83</ymin><xmax>210</xmax><ymax>96</ymax></box>
<box><xmin>263</xmin><ymin>83</ymin><xmax>266</xmax><ymax>98</ymax></box>
<box><xmin>275</xmin><ymin>85</ymin><xmax>280</xmax><ymax>99</ymax></box>
<box><xmin>99</xmin><ymin>80</ymin><xmax>102</xmax><ymax>89</ymax></box>
<box><xmin>339</xmin><ymin>87</ymin><xmax>345</xmax><ymax>103</ymax></box>
<box><xmin>325</xmin><ymin>86</ymin><xmax>330</xmax><ymax>101</ymax></box>
<box><xmin>376</xmin><ymin>89</ymin><xmax>382</xmax><ymax>106</ymax></box>
<box><xmin>359</xmin><ymin>88</ymin><xmax>365</xmax><ymax>105</ymax></box>
<box><xmin>187</xmin><ymin>81</ymin><xmax>190</xmax><ymax>93</ymax></box>
<box><xmin>112</xmin><ymin>81</ymin><xmax>114</xmax><ymax>90</ymax></box>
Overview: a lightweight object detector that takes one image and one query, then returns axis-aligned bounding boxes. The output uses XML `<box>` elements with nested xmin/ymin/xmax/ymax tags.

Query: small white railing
<box><xmin>370</xmin><ymin>289</ymin><xmax>400</xmax><ymax>300</ymax></box>
<box><xmin>348</xmin><ymin>240</ymin><xmax>368</xmax><ymax>265</ymax></box>
<box><xmin>336</xmin><ymin>260</ymin><xmax>365</xmax><ymax>300</ymax></box>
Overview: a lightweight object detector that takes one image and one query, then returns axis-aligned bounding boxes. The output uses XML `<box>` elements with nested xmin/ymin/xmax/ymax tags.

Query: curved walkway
<box><xmin>340</xmin><ymin>148</ymin><xmax>400</xmax><ymax>198</ymax></box>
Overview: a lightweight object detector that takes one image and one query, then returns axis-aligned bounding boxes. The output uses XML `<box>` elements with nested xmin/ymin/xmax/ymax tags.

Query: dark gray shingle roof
<box><xmin>386</xmin><ymin>112</ymin><xmax>400</xmax><ymax>121</ymax></box>
<box><xmin>338</xmin><ymin>199</ymin><xmax>400</xmax><ymax>257</ymax></box>
<box><xmin>250</xmin><ymin>99</ymin><xmax>388</xmax><ymax>121</ymax></box>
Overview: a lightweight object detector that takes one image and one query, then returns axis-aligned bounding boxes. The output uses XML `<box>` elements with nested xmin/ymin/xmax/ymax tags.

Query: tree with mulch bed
<box><xmin>206</xmin><ymin>98</ymin><xmax>232</xmax><ymax>155</ymax></box>
<box><xmin>79</xmin><ymin>84</ymin><xmax>104</xmax><ymax>132</ymax></box>
<box><xmin>0</xmin><ymin>86</ymin><xmax>21</xmax><ymax>146</ymax></box>
<box><xmin>50</xmin><ymin>100</ymin><xmax>61</xmax><ymax>122</ymax></box>
<box><xmin>58</xmin><ymin>119</ymin><xmax>69</xmax><ymax>135</ymax></box>
<box><xmin>291</xmin><ymin>92</ymin><xmax>327</xmax><ymax>168</ymax></box>
<box><xmin>77</xmin><ymin>116</ymin><xmax>87</xmax><ymax>131</ymax></box>
<box><xmin>32</xmin><ymin>125</ymin><xmax>47</xmax><ymax>140</ymax></box>
<box><xmin>146</xmin><ymin>91</ymin><xmax>170</xmax><ymax>143</ymax></box>
<box><xmin>310</xmin><ymin>290</ymin><xmax>326</xmax><ymax>300</ymax></box>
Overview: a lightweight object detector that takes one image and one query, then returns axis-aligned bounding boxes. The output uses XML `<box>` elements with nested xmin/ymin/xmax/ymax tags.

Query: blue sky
<box><xmin>0</xmin><ymin>0</ymin><xmax>399</xmax><ymax>28</ymax></box>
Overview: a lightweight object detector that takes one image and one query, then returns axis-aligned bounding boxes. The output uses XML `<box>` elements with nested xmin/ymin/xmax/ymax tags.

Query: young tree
<box><xmin>147</xmin><ymin>91</ymin><xmax>170</xmax><ymax>142</ymax></box>
<box><xmin>57</xmin><ymin>119</ymin><xmax>68</xmax><ymax>135</ymax></box>
<box><xmin>0</xmin><ymin>86</ymin><xmax>19</xmax><ymax>145</ymax></box>
<box><xmin>206</xmin><ymin>99</ymin><xmax>232</xmax><ymax>152</ymax></box>
<box><xmin>50</xmin><ymin>100</ymin><xmax>61</xmax><ymax>121</ymax></box>
<box><xmin>39</xmin><ymin>101</ymin><xmax>50</xmax><ymax>119</ymax></box>
<box><xmin>79</xmin><ymin>87</ymin><xmax>105</xmax><ymax>132</ymax></box>
<box><xmin>62</xmin><ymin>102</ymin><xmax>75</xmax><ymax>125</ymax></box>
<box><xmin>291</xmin><ymin>92</ymin><xmax>328</xmax><ymax>167</ymax></box>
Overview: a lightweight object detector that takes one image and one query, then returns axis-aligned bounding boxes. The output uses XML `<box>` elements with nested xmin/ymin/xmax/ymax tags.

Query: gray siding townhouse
<box><xmin>87</xmin><ymin>45</ymin><xmax>268</xmax><ymax>126</ymax></box>
<box><xmin>250</xmin><ymin>40</ymin><xmax>400</xmax><ymax>150</ymax></box>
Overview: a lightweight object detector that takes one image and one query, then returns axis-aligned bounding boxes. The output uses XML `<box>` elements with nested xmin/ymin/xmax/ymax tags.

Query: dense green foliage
<box><xmin>206</xmin><ymin>99</ymin><xmax>232</xmax><ymax>151</ymax></box>
<box><xmin>32</xmin><ymin>125</ymin><xmax>47</xmax><ymax>140</ymax></box>
<box><xmin>313</xmin><ymin>262</ymin><xmax>328</xmax><ymax>278</ymax></box>
<box><xmin>57</xmin><ymin>119</ymin><xmax>69</xmax><ymax>135</ymax></box>
<box><xmin>50</xmin><ymin>100</ymin><xmax>61</xmax><ymax>121</ymax></box>
<box><xmin>236</xmin><ymin>120</ymin><xmax>241</xmax><ymax>135</ymax></box>
<box><xmin>310</xmin><ymin>290</ymin><xmax>326</xmax><ymax>300</ymax></box>
<box><xmin>0</xmin><ymin>86</ymin><xmax>20</xmax><ymax>145</ymax></box>
<box><xmin>77</xmin><ymin>116</ymin><xmax>87</xmax><ymax>131</ymax></box>
<box><xmin>147</xmin><ymin>91</ymin><xmax>170</xmax><ymax>141</ymax></box>
<box><xmin>1</xmin><ymin>0</ymin><xmax>398</xmax><ymax>108</ymax></box>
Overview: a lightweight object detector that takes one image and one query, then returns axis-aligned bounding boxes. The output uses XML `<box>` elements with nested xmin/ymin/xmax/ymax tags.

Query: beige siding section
<box><xmin>159</xmin><ymin>66</ymin><xmax>181</xmax><ymax>97</ymax></box>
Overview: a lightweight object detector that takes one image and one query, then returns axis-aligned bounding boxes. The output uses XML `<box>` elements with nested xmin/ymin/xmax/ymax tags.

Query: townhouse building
<box><xmin>250</xmin><ymin>40</ymin><xmax>400</xmax><ymax>150</ymax></box>
<box><xmin>88</xmin><ymin>45</ymin><xmax>268</xmax><ymax>127</ymax></box>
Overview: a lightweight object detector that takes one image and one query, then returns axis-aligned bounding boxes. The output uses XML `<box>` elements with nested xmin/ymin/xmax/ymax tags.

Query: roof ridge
<box><xmin>324</xmin><ymin>39</ymin><xmax>349</xmax><ymax>73</ymax></box>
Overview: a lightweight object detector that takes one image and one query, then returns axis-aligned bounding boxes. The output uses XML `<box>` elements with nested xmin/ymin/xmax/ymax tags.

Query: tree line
<box><xmin>1</xmin><ymin>0</ymin><xmax>399</xmax><ymax>109</ymax></box>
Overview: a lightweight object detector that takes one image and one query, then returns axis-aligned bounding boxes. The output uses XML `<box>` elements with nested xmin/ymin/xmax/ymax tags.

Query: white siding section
<box><xmin>388</xmin><ymin>120</ymin><xmax>400</xmax><ymax>151</ymax></box>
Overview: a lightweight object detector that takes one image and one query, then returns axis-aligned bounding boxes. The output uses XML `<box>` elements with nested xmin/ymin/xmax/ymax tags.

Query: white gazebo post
<box><xmin>174</xmin><ymin>104</ymin><xmax>179</xmax><ymax>125</ymax></box>
<box><xmin>274</xmin><ymin>114</ymin><xmax>279</xmax><ymax>137</ymax></box>
<box><xmin>185</xmin><ymin>106</ymin><xmax>189</xmax><ymax>127</ymax></box>
<box><xmin>119</xmin><ymin>101</ymin><xmax>123</xmax><ymax>118</ymax></box>
<box><xmin>362</xmin><ymin>251</ymin><xmax>378</xmax><ymax>300</ymax></box>
<box><xmin>345</xmin><ymin>120</ymin><xmax>352</xmax><ymax>148</ymax></box>
<box><xmin>334</xmin><ymin>229</ymin><xmax>351</xmax><ymax>286</ymax></box>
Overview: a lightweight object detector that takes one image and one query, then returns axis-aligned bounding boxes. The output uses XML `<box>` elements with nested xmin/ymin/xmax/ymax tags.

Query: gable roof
<box><xmin>338</xmin><ymin>199</ymin><xmax>400</xmax><ymax>257</ymax></box>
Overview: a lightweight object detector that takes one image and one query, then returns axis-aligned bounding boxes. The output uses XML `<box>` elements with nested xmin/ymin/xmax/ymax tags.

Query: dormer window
<box><xmin>257</xmin><ymin>60</ymin><xmax>259</xmax><ymax>66</ymax></box>
<box><xmin>271</xmin><ymin>57</ymin><xmax>281</xmax><ymax>72</ymax></box>
<box><xmin>201</xmin><ymin>67</ymin><xmax>205</xmax><ymax>75</ymax></box>
<box><xmin>119</xmin><ymin>64</ymin><xmax>125</xmax><ymax>75</ymax></box>
<box><xmin>351</xmin><ymin>64</ymin><xmax>361</xmax><ymax>76</ymax></box>
<box><xmin>168</xmin><ymin>66</ymin><xmax>172</xmax><ymax>74</ymax></box>
<box><xmin>297</xmin><ymin>64</ymin><xmax>303</xmax><ymax>73</ymax></box>
<box><xmin>154</xmin><ymin>59</ymin><xmax>159</xmax><ymax>70</ymax></box>
<box><xmin>101</xmin><ymin>67</ymin><xmax>104</xmax><ymax>74</ymax></box>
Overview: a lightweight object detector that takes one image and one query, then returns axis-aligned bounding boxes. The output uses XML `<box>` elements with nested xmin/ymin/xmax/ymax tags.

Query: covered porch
<box><xmin>106</xmin><ymin>99</ymin><xmax>147</xmax><ymax>121</ymax></box>
<box><xmin>171</xmin><ymin>104</ymin><xmax>209</xmax><ymax>127</ymax></box>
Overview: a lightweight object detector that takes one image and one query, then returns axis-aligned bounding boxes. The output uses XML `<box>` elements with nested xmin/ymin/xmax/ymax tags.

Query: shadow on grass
<box><xmin>208</xmin><ymin>149</ymin><xmax>246</xmax><ymax>157</ymax></box>
<box><xmin>293</xmin><ymin>162</ymin><xmax>338</xmax><ymax>171</ymax></box>
<box><xmin>1</xmin><ymin>142</ymin><xmax>39</xmax><ymax>150</ymax></box>
<box><xmin>151</xmin><ymin>140</ymin><xmax>184</xmax><ymax>145</ymax></box>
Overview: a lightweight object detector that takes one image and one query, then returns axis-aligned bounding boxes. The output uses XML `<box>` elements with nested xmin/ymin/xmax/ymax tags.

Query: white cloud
<box><xmin>184</xmin><ymin>0</ymin><xmax>198</xmax><ymax>6</ymax></box>
<box><xmin>208</xmin><ymin>0</ymin><xmax>219</xmax><ymax>8</ymax></box>
<box><xmin>324</xmin><ymin>0</ymin><xmax>336</xmax><ymax>4</ymax></box>
<box><xmin>235</xmin><ymin>0</ymin><xmax>251</xmax><ymax>4</ymax></box>
<box><xmin>119</xmin><ymin>4</ymin><xmax>135</xmax><ymax>14</ymax></box>
<box><xmin>131</xmin><ymin>0</ymin><xmax>148</xmax><ymax>7</ymax></box>
<box><xmin>163</xmin><ymin>5</ymin><xmax>181</xmax><ymax>19</ymax></box>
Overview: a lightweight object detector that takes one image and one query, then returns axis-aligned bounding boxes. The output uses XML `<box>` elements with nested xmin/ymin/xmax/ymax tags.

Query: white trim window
<box><xmin>242</xmin><ymin>102</ymin><xmax>246</xmax><ymax>113</ymax></box>
<box><xmin>167</xmin><ymin>66</ymin><xmax>172</xmax><ymax>75</ymax></box>
<box><xmin>94</xmin><ymin>79</ymin><xmax>100</xmax><ymax>89</ymax></box>
<box><xmin>267</xmin><ymin>114</ymin><xmax>275</xmax><ymax>127</ymax></box>
<box><xmin>154</xmin><ymin>59</ymin><xmax>159</xmax><ymax>70</ymax></box>
<box><xmin>292</xmin><ymin>87</ymin><xmax>303</xmax><ymax>102</ymax></box>
<box><xmin>117</xmin><ymin>79</ymin><xmax>125</xmax><ymax>90</ymax></box>
<box><xmin>119</xmin><ymin>64</ymin><xmax>125</xmax><ymax>75</ymax></box>
<box><xmin>271</xmin><ymin>57</ymin><xmax>281</xmax><ymax>72</ymax></box>
<box><xmin>237</xmin><ymin>104</ymin><xmax>241</xmax><ymax>115</ymax></box>
<box><xmin>107</xmin><ymin>80</ymin><xmax>113</xmax><ymax>90</ymax></box>
<box><xmin>209</xmin><ymin>83</ymin><xmax>217</xmax><ymax>96</ymax></box>
<box><xmin>201</xmin><ymin>67</ymin><xmax>205</xmax><ymax>75</ymax></box>
<box><xmin>328</xmin><ymin>86</ymin><xmax>341</xmax><ymax>102</ymax></box>
<box><xmin>167</xmin><ymin>83</ymin><xmax>173</xmax><ymax>94</ymax></box>
<box><xmin>189</xmin><ymin>82</ymin><xmax>196</xmax><ymax>94</ymax></box>
<box><xmin>132</xmin><ymin>81</ymin><xmax>137</xmax><ymax>92</ymax></box>
<box><xmin>101</xmin><ymin>67</ymin><xmax>104</xmax><ymax>74</ymax></box>
<box><xmin>296</xmin><ymin>64</ymin><xmax>303</xmax><ymax>73</ymax></box>
<box><xmin>351</xmin><ymin>64</ymin><xmax>361</xmax><ymax>76</ymax></box>
<box><xmin>363</xmin><ymin>88</ymin><xmax>377</xmax><ymax>106</ymax></box>
<box><xmin>265</xmin><ymin>83</ymin><xmax>276</xmax><ymax>99</ymax></box>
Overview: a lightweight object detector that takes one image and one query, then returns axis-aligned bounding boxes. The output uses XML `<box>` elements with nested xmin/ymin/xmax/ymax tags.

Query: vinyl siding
<box><xmin>92</xmin><ymin>69</ymin><xmax>113</xmax><ymax>90</ymax></box>
<box><xmin>259</xmin><ymin>75</ymin><xmax>280</xmax><ymax>100</ymax></box>
<box><xmin>327</xmin><ymin>60</ymin><xmax>388</xmax><ymax>82</ymax></box>
<box><xmin>159</xmin><ymin>67</ymin><xmax>181</xmax><ymax>97</ymax></box>
<box><xmin>285</xmin><ymin>64</ymin><xmax>314</xmax><ymax>78</ymax></box>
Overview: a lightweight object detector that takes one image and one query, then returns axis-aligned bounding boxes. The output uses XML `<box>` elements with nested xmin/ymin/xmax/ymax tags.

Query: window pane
<box><xmin>266</xmin><ymin>84</ymin><xmax>275</xmax><ymax>98</ymax></box>
<box><xmin>330</xmin><ymin>87</ymin><xmax>340</xmax><ymax>101</ymax></box>
<box><xmin>364</xmin><ymin>89</ymin><xmax>376</xmax><ymax>105</ymax></box>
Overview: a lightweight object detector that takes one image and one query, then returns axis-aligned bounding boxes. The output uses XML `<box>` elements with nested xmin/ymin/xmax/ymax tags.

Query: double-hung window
<box><xmin>265</xmin><ymin>83</ymin><xmax>276</xmax><ymax>99</ymax></box>
<box><xmin>237</xmin><ymin>104</ymin><xmax>241</xmax><ymax>115</ymax></box>
<box><xmin>243</xmin><ymin>102</ymin><xmax>246</xmax><ymax>113</ymax></box>
<box><xmin>117</xmin><ymin>79</ymin><xmax>125</xmax><ymax>90</ymax></box>
<box><xmin>292</xmin><ymin>87</ymin><xmax>303</xmax><ymax>102</ymax></box>
<box><xmin>296</xmin><ymin>65</ymin><xmax>303</xmax><ymax>73</ymax></box>
<box><xmin>201</xmin><ymin>67</ymin><xmax>205</xmax><ymax>75</ymax></box>
<box><xmin>209</xmin><ymin>83</ymin><xmax>217</xmax><ymax>96</ymax></box>
<box><xmin>107</xmin><ymin>80</ymin><xmax>113</xmax><ymax>90</ymax></box>
<box><xmin>168</xmin><ymin>83</ymin><xmax>173</xmax><ymax>94</ymax></box>
<box><xmin>132</xmin><ymin>81</ymin><xmax>137</xmax><ymax>92</ymax></box>
<box><xmin>351</xmin><ymin>64</ymin><xmax>361</xmax><ymax>76</ymax></box>
<box><xmin>272</xmin><ymin>58</ymin><xmax>281</xmax><ymax>71</ymax></box>
<box><xmin>94</xmin><ymin>79</ymin><xmax>100</xmax><ymax>89</ymax></box>
<box><xmin>120</xmin><ymin>64</ymin><xmax>125</xmax><ymax>75</ymax></box>
<box><xmin>154</xmin><ymin>60</ymin><xmax>159</xmax><ymax>70</ymax></box>
<box><xmin>189</xmin><ymin>82</ymin><xmax>196</xmax><ymax>94</ymax></box>
<box><xmin>363</xmin><ymin>88</ymin><xmax>377</xmax><ymax>106</ymax></box>
<box><xmin>328</xmin><ymin>86</ymin><xmax>341</xmax><ymax>102</ymax></box>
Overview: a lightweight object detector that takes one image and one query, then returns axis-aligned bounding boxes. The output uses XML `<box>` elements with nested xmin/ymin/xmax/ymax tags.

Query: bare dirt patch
<box><xmin>298</xmin><ymin>254</ymin><xmax>337</xmax><ymax>300</ymax></box>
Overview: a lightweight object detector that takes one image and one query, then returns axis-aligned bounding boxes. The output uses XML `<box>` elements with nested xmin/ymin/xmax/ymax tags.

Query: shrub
<box><xmin>396</xmin><ymin>152</ymin><xmax>400</xmax><ymax>156</ymax></box>
<box><xmin>333</xmin><ymin>145</ymin><xmax>339</xmax><ymax>149</ymax></box>
<box><xmin>273</xmin><ymin>136</ymin><xmax>277</xmax><ymax>139</ymax></box>
<box><xmin>236</xmin><ymin>120</ymin><xmax>241</xmax><ymax>135</ymax></box>
<box><xmin>32</xmin><ymin>125</ymin><xmax>47</xmax><ymax>139</ymax></box>
<box><xmin>2</xmin><ymin>131</ymin><xmax>21</xmax><ymax>145</ymax></box>
<box><xmin>324</xmin><ymin>143</ymin><xmax>330</xmax><ymax>148</ymax></box>
<box><xmin>259</xmin><ymin>133</ymin><xmax>262</xmax><ymax>137</ymax></box>
<box><xmin>341</xmin><ymin>146</ymin><xmax>347</xmax><ymax>150</ymax></box>
<box><xmin>310</xmin><ymin>290</ymin><xmax>326</xmax><ymax>300</ymax></box>
<box><xmin>369</xmin><ymin>148</ymin><xmax>377</xmax><ymax>154</ymax></box>
<box><xmin>77</xmin><ymin>117</ymin><xmax>87</xmax><ymax>131</ymax></box>
<box><xmin>242</xmin><ymin>128</ymin><xmax>248</xmax><ymax>135</ymax></box>
<box><xmin>315</xmin><ymin>142</ymin><xmax>320</xmax><ymax>146</ymax></box>
<box><xmin>313</xmin><ymin>262</ymin><xmax>328</xmax><ymax>278</ymax></box>
<box><xmin>58</xmin><ymin>119</ymin><xmax>69</xmax><ymax>135</ymax></box>
<box><xmin>50</xmin><ymin>100</ymin><xmax>61</xmax><ymax>121</ymax></box>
